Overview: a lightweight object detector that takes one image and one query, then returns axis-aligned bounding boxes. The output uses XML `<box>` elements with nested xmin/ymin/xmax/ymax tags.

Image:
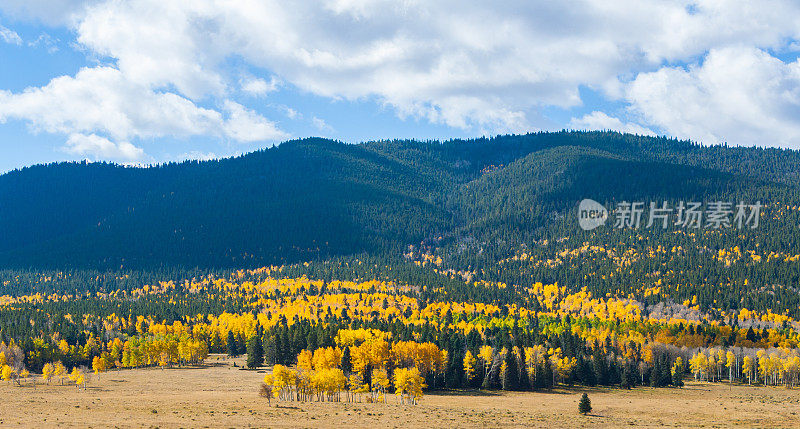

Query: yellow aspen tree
<box><xmin>371</xmin><ymin>368</ymin><xmax>391</xmax><ymax>403</ymax></box>
<box><xmin>348</xmin><ymin>372</ymin><xmax>367</xmax><ymax>402</ymax></box>
<box><xmin>725</xmin><ymin>351</ymin><xmax>736</xmax><ymax>383</ymax></box>
<box><xmin>1</xmin><ymin>365</ymin><xmax>12</xmax><ymax>383</ymax></box>
<box><xmin>672</xmin><ymin>357</ymin><xmax>684</xmax><ymax>376</ymax></box>
<box><xmin>394</xmin><ymin>367</ymin><xmax>425</xmax><ymax>405</ymax></box>
<box><xmin>783</xmin><ymin>356</ymin><xmax>800</xmax><ymax>387</ymax></box>
<box><xmin>19</xmin><ymin>369</ymin><xmax>29</xmax><ymax>386</ymax></box>
<box><xmin>92</xmin><ymin>356</ymin><xmax>108</xmax><ymax>376</ymax></box>
<box><xmin>42</xmin><ymin>362</ymin><xmax>55</xmax><ymax>384</ymax></box>
<box><xmin>262</xmin><ymin>373</ymin><xmax>277</xmax><ymax>401</ymax></box>
<box><xmin>463</xmin><ymin>350</ymin><xmax>477</xmax><ymax>383</ymax></box>
<box><xmin>297</xmin><ymin>350</ymin><xmax>313</xmax><ymax>371</ymax></box>
<box><xmin>716</xmin><ymin>349</ymin><xmax>726</xmax><ymax>381</ymax></box>
<box><xmin>58</xmin><ymin>340</ymin><xmax>70</xmax><ymax>356</ymax></box>
<box><xmin>742</xmin><ymin>356</ymin><xmax>753</xmax><ymax>385</ymax></box>
<box><xmin>758</xmin><ymin>353</ymin><xmax>770</xmax><ymax>386</ymax></box>
<box><xmin>53</xmin><ymin>361</ymin><xmax>68</xmax><ymax>385</ymax></box>
<box><xmin>69</xmin><ymin>367</ymin><xmax>86</xmax><ymax>390</ymax></box>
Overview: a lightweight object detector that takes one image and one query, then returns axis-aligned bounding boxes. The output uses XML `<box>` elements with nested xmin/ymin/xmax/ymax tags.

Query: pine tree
<box><xmin>236</xmin><ymin>333</ymin><xmax>247</xmax><ymax>357</ymax></box>
<box><xmin>502</xmin><ymin>347</ymin><xmax>519</xmax><ymax>391</ymax></box>
<box><xmin>518</xmin><ymin>347</ymin><xmax>531</xmax><ymax>391</ymax></box>
<box><xmin>620</xmin><ymin>364</ymin><xmax>631</xmax><ymax>389</ymax></box>
<box><xmin>542</xmin><ymin>357</ymin><xmax>554</xmax><ymax>389</ymax></box>
<box><xmin>578</xmin><ymin>393</ymin><xmax>592</xmax><ymax>415</ymax></box>
<box><xmin>672</xmin><ymin>369</ymin><xmax>684</xmax><ymax>387</ymax></box>
<box><xmin>341</xmin><ymin>346</ymin><xmax>352</xmax><ymax>374</ymax></box>
<box><xmin>580</xmin><ymin>356</ymin><xmax>596</xmax><ymax>386</ymax></box>
<box><xmin>226</xmin><ymin>331</ymin><xmax>237</xmax><ymax>358</ymax></box>
<box><xmin>263</xmin><ymin>334</ymin><xmax>277</xmax><ymax>366</ymax></box>
<box><xmin>246</xmin><ymin>335</ymin><xmax>264</xmax><ymax>369</ymax></box>
<box><xmin>593</xmin><ymin>347</ymin><xmax>608</xmax><ymax>385</ymax></box>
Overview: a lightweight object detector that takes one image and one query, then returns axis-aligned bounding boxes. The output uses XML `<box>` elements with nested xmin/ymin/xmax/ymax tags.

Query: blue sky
<box><xmin>1</xmin><ymin>1</ymin><xmax>800</xmax><ymax>173</ymax></box>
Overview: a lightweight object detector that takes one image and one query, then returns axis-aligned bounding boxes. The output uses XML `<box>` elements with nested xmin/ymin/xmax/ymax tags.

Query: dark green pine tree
<box><xmin>533</xmin><ymin>364</ymin><xmax>545</xmax><ymax>389</ymax></box>
<box><xmin>542</xmin><ymin>357</ymin><xmax>554</xmax><ymax>389</ymax></box>
<box><xmin>502</xmin><ymin>346</ymin><xmax>519</xmax><ymax>391</ymax></box>
<box><xmin>236</xmin><ymin>333</ymin><xmax>247</xmax><ymax>357</ymax></box>
<box><xmin>650</xmin><ymin>355</ymin><xmax>672</xmax><ymax>387</ymax></box>
<box><xmin>607</xmin><ymin>357</ymin><xmax>621</xmax><ymax>385</ymax></box>
<box><xmin>626</xmin><ymin>361</ymin><xmax>639</xmax><ymax>387</ymax></box>
<box><xmin>307</xmin><ymin>327</ymin><xmax>318</xmax><ymax>351</ymax></box>
<box><xmin>246</xmin><ymin>334</ymin><xmax>264</xmax><ymax>369</ymax></box>
<box><xmin>518</xmin><ymin>347</ymin><xmax>532</xmax><ymax>391</ymax></box>
<box><xmin>746</xmin><ymin>327</ymin><xmax>757</xmax><ymax>342</ymax></box>
<box><xmin>226</xmin><ymin>330</ymin><xmax>238</xmax><ymax>357</ymax></box>
<box><xmin>578</xmin><ymin>393</ymin><xmax>592</xmax><ymax>415</ymax></box>
<box><xmin>593</xmin><ymin>346</ymin><xmax>609</xmax><ymax>385</ymax></box>
<box><xmin>341</xmin><ymin>346</ymin><xmax>352</xmax><ymax>374</ymax></box>
<box><xmin>211</xmin><ymin>331</ymin><xmax>223</xmax><ymax>354</ymax></box>
<box><xmin>620</xmin><ymin>362</ymin><xmax>633</xmax><ymax>389</ymax></box>
<box><xmin>263</xmin><ymin>334</ymin><xmax>277</xmax><ymax>366</ymax></box>
<box><xmin>580</xmin><ymin>356</ymin><xmax>597</xmax><ymax>386</ymax></box>
<box><xmin>279</xmin><ymin>329</ymin><xmax>291</xmax><ymax>364</ymax></box>
<box><xmin>672</xmin><ymin>366</ymin><xmax>684</xmax><ymax>387</ymax></box>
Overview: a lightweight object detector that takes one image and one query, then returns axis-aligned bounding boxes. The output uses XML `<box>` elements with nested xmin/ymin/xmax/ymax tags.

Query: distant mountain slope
<box><xmin>2</xmin><ymin>131</ymin><xmax>800</xmax><ymax>270</ymax></box>
<box><xmin>0</xmin><ymin>138</ymin><xmax>455</xmax><ymax>268</ymax></box>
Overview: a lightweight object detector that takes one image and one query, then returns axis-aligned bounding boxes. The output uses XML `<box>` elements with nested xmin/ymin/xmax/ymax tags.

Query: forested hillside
<box><xmin>4</xmin><ymin>131</ymin><xmax>800</xmax><ymax>399</ymax></box>
<box><xmin>2</xmin><ymin>131</ymin><xmax>800</xmax><ymax>318</ymax></box>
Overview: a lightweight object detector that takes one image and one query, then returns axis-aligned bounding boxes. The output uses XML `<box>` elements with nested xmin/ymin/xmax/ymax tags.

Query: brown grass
<box><xmin>2</xmin><ymin>355</ymin><xmax>799</xmax><ymax>428</ymax></box>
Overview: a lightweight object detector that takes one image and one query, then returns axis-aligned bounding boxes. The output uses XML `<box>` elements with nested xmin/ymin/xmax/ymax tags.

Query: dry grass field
<box><xmin>2</xmin><ymin>355</ymin><xmax>800</xmax><ymax>428</ymax></box>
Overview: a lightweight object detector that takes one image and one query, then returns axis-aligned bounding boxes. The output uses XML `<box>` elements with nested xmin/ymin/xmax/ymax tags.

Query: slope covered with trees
<box><xmin>3</xmin><ymin>131</ymin><xmax>800</xmax><ymax>270</ymax></box>
<box><xmin>3</xmin><ymin>131</ymin><xmax>800</xmax><ymax>320</ymax></box>
<box><xmin>3</xmin><ymin>132</ymin><xmax>800</xmax><ymax>399</ymax></box>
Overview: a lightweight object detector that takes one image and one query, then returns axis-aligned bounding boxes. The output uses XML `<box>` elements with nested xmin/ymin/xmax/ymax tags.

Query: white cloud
<box><xmin>0</xmin><ymin>67</ymin><xmax>287</xmax><ymax>158</ymax></box>
<box><xmin>28</xmin><ymin>33</ymin><xmax>60</xmax><ymax>53</ymax></box>
<box><xmin>241</xmin><ymin>77</ymin><xmax>280</xmax><ymax>96</ymax></box>
<box><xmin>75</xmin><ymin>1</ymin><xmax>226</xmax><ymax>99</ymax></box>
<box><xmin>0</xmin><ymin>67</ymin><xmax>222</xmax><ymax>140</ymax></box>
<box><xmin>282</xmin><ymin>106</ymin><xmax>300</xmax><ymax>120</ymax></box>
<box><xmin>65</xmin><ymin>133</ymin><xmax>144</xmax><ymax>161</ymax></box>
<box><xmin>569</xmin><ymin>111</ymin><xmax>655</xmax><ymax>136</ymax></box>
<box><xmin>222</xmin><ymin>101</ymin><xmax>288</xmax><ymax>142</ymax></box>
<box><xmin>626</xmin><ymin>47</ymin><xmax>800</xmax><ymax>147</ymax></box>
<box><xmin>312</xmin><ymin>116</ymin><xmax>334</xmax><ymax>133</ymax></box>
<box><xmin>3</xmin><ymin>0</ymin><xmax>800</xmax><ymax>149</ymax></box>
<box><xmin>0</xmin><ymin>25</ymin><xmax>22</xmax><ymax>45</ymax></box>
<box><xmin>63</xmin><ymin>0</ymin><xmax>800</xmax><ymax>136</ymax></box>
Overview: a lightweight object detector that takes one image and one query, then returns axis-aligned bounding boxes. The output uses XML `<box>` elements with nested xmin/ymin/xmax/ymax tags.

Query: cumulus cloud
<box><xmin>241</xmin><ymin>77</ymin><xmax>280</xmax><ymax>96</ymax></box>
<box><xmin>0</xmin><ymin>66</ymin><xmax>286</xmax><ymax>159</ymax></box>
<box><xmin>0</xmin><ymin>67</ymin><xmax>221</xmax><ymax>140</ymax></box>
<box><xmin>0</xmin><ymin>67</ymin><xmax>284</xmax><ymax>142</ymax></box>
<box><xmin>569</xmin><ymin>111</ymin><xmax>655</xmax><ymax>136</ymax></box>
<box><xmin>626</xmin><ymin>47</ymin><xmax>800</xmax><ymax>147</ymax></box>
<box><xmin>64</xmin><ymin>133</ymin><xmax>144</xmax><ymax>161</ymax></box>
<box><xmin>2</xmin><ymin>0</ymin><xmax>800</xmax><ymax>152</ymax></box>
<box><xmin>222</xmin><ymin>101</ymin><xmax>288</xmax><ymax>142</ymax></box>
<box><xmin>63</xmin><ymin>0</ymin><xmax>800</xmax><ymax>140</ymax></box>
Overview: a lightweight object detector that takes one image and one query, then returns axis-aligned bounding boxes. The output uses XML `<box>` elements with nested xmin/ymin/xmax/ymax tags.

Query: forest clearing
<box><xmin>2</xmin><ymin>355</ymin><xmax>799</xmax><ymax>428</ymax></box>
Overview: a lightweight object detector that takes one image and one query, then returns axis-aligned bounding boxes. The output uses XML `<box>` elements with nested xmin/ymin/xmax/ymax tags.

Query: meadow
<box><xmin>2</xmin><ymin>355</ymin><xmax>799</xmax><ymax>428</ymax></box>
